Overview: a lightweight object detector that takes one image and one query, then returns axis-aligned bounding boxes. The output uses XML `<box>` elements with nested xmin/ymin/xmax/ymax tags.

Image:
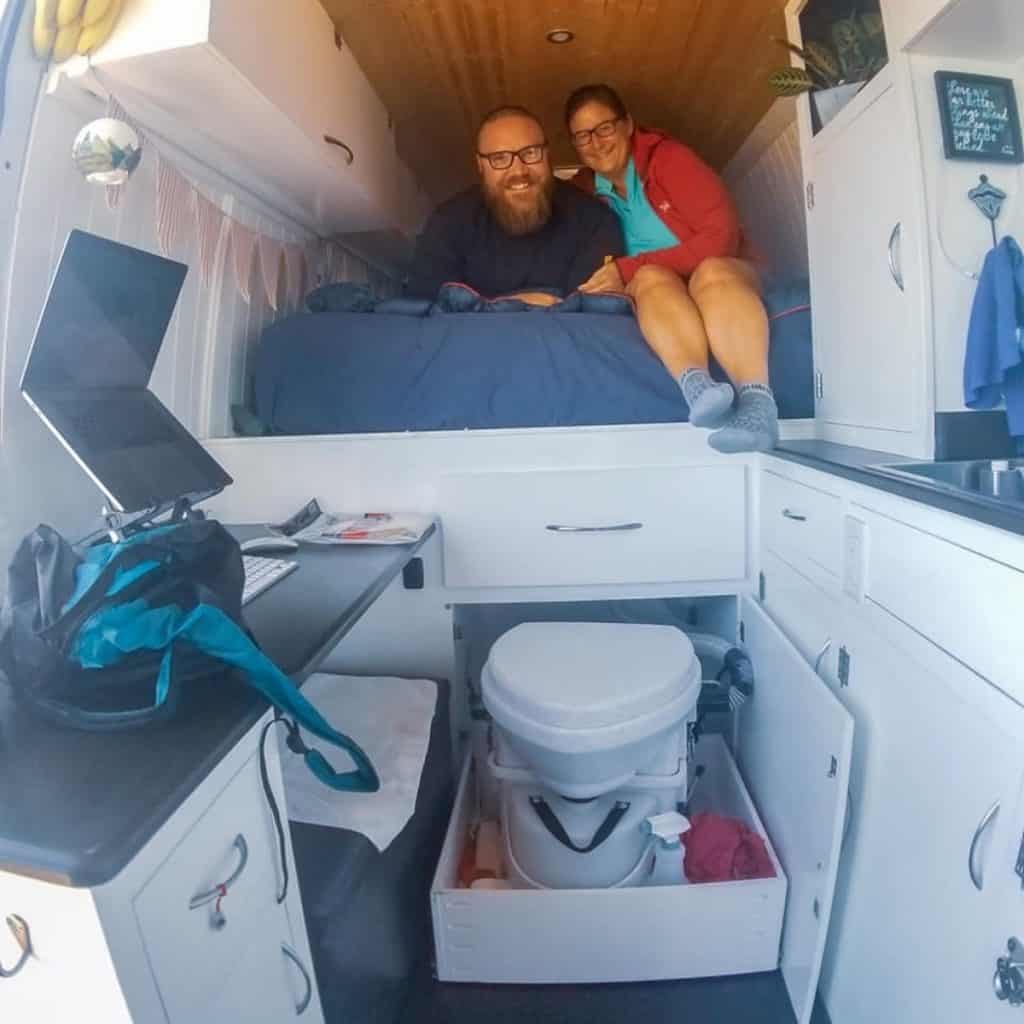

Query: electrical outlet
<box><xmin>843</xmin><ymin>515</ymin><xmax>868</xmax><ymax>602</ymax></box>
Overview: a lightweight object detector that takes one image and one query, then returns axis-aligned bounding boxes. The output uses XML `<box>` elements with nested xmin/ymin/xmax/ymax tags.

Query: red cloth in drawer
<box><xmin>682</xmin><ymin>812</ymin><xmax>775</xmax><ymax>882</ymax></box>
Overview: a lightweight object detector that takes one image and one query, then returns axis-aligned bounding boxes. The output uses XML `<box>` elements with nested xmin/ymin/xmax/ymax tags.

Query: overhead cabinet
<box><xmin>64</xmin><ymin>0</ymin><xmax>428</xmax><ymax>243</ymax></box>
<box><xmin>786</xmin><ymin>0</ymin><xmax>933</xmax><ymax>457</ymax></box>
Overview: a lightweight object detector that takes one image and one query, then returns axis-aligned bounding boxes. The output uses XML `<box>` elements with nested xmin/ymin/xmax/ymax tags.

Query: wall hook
<box><xmin>968</xmin><ymin>174</ymin><xmax>1007</xmax><ymax>249</ymax></box>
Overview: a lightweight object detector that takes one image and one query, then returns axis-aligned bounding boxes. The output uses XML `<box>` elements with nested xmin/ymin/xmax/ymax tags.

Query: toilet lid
<box><xmin>482</xmin><ymin>622</ymin><xmax>699</xmax><ymax>732</ymax></box>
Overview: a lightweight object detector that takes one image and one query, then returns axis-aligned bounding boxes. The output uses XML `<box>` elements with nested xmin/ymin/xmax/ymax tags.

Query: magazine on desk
<box><xmin>271</xmin><ymin>498</ymin><xmax>431</xmax><ymax>546</ymax></box>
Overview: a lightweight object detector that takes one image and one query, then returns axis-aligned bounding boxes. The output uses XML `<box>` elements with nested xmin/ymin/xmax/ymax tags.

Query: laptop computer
<box><xmin>20</xmin><ymin>230</ymin><xmax>233</xmax><ymax>514</ymax></box>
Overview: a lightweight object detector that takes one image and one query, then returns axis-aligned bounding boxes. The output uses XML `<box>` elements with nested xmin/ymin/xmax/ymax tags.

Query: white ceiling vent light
<box><xmin>545</xmin><ymin>28</ymin><xmax>574</xmax><ymax>44</ymax></box>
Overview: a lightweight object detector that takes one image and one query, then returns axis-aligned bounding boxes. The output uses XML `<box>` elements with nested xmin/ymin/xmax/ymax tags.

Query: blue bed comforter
<box><xmin>251</xmin><ymin>282</ymin><xmax>812</xmax><ymax>435</ymax></box>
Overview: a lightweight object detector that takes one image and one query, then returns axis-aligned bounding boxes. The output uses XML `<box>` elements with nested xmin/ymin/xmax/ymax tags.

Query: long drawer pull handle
<box><xmin>782</xmin><ymin>509</ymin><xmax>808</xmax><ymax>521</ymax></box>
<box><xmin>189</xmin><ymin>834</ymin><xmax>249</xmax><ymax>911</ymax></box>
<box><xmin>969</xmin><ymin>801</ymin><xmax>1000</xmax><ymax>891</ymax></box>
<box><xmin>545</xmin><ymin>522</ymin><xmax>643</xmax><ymax>533</ymax></box>
<box><xmin>323</xmin><ymin>135</ymin><xmax>355</xmax><ymax>165</ymax></box>
<box><xmin>0</xmin><ymin>915</ymin><xmax>32</xmax><ymax>980</ymax></box>
<box><xmin>282</xmin><ymin>943</ymin><xmax>313</xmax><ymax>1015</ymax></box>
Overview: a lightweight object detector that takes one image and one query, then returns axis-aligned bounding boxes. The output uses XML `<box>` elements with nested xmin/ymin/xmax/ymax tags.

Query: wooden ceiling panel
<box><xmin>321</xmin><ymin>0</ymin><xmax>788</xmax><ymax>203</ymax></box>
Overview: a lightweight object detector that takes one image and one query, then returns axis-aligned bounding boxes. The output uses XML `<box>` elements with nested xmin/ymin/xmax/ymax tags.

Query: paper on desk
<box><xmin>271</xmin><ymin>498</ymin><xmax>431</xmax><ymax>545</ymax></box>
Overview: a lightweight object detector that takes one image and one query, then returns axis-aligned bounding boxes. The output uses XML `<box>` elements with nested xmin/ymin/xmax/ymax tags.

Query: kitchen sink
<box><xmin>876</xmin><ymin>459</ymin><xmax>1024</xmax><ymax>503</ymax></box>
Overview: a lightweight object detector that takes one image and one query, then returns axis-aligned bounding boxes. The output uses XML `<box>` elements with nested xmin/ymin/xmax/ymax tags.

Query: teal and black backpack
<box><xmin>0</xmin><ymin>518</ymin><xmax>378</xmax><ymax>792</ymax></box>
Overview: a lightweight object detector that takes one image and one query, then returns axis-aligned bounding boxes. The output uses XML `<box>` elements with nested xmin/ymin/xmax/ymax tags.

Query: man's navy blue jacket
<box><xmin>406</xmin><ymin>181</ymin><xmax>624</xmax><ymax>299</ymax></box>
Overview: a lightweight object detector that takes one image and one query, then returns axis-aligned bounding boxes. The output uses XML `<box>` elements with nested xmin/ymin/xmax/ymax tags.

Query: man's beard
<box><xmin>482</xmin><ymin>171</ymin><xmax>556</xmax><ymax>236</ymax></box>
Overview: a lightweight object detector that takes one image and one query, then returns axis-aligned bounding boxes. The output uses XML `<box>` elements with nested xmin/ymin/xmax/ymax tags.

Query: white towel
<box><xmin>279</xmin><ymin>673</ymin><xmax>437</xmax><ymax>852</ymax></box>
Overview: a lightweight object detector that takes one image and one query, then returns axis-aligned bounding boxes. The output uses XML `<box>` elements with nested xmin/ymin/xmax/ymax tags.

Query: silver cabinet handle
<box><xmin>189</xmin><ymin>834</ymin><xmax>249</xmax><ymax>920</ymax></box>
<box><xmin>323</xmin><ymin>135</ymin><xmax>354</xmax><ymax>165</ymax></box>
<box><xmin>782</xmin><ymin>509</ymin><xmax>807</xmax><ymax>522</ymax></box>
<box><xmin>0</xmin><ymin>915</ymin><xmax>32</xmax><ymax>980</ymax></box>
<box><xmin>888</xmin><ymin>222</ymin><xmax>905</xmax><ymax>292</ymax></box>
<box><xmin>969</xmin><ymin>801</ymin><xmax>1000</xmax><ymax>891</ymax></box>
<box><xmin>545</xmin><ymin>522</ymin><xmax>643</xmax><ymax>533</ymax></box>
<box><xmin>282</xmin><ymin>943</ymin><xmax>313</xmax><ymax>1015</ymax></box>
<box><xmin>814</xmin><ymin>638</ymin><xmax>832</xmax><ymax>674</ymax></box>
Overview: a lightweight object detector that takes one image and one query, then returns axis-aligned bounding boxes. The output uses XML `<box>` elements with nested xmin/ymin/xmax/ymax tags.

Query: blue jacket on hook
<box><xmin>964</xmin><ymin>236</ymin><xmax>1024</xmax><ymax>442</ymax></box>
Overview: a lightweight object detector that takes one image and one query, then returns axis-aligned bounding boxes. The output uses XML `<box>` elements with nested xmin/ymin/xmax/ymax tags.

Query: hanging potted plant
<box><xmin>767</xmin><ymin>37</ymin><xmax>860</xmax><ymax>129</ymax></box>
<box><xmin>767</xmin><ymin>30</ymin><xmax>882</xmax><ymax>130</ymax></box>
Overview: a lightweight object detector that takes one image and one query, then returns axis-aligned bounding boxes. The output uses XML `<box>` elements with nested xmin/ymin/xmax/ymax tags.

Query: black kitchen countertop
<box><xmin>0</xmin><ymin>524</ymin><xmax>435</xmax><ymax>888</ymax></box>
<box><xmin>770</xmin><ymin>440</ymin><xmax>1024</xmax><ymax>537</ymax></box>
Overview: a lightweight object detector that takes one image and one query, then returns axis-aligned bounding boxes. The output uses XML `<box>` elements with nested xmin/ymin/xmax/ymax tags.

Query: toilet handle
<box><xmin>529</xmin><ymin>796</ymin><xmax>630</xmax><ymax>854</ymax></box>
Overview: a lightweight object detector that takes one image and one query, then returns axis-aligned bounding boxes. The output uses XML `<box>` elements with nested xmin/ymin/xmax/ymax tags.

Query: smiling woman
<box><xmin>566</xmin><ymin>82</ymin><xmax>778</xmax><ymax>453</ymax></box>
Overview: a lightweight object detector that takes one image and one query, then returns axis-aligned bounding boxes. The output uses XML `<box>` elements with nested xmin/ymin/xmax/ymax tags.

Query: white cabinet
<box><xmin>433</xmin><ymin>597</ymin><xmax>853</xmax><ymax>1024</ymax></box>
<box><xmin>759</xmin><ymin>458</ymin><xmax>1024</xmax><ymax>1021</ymax></box>
<box><xmin>821</xmin><ymin>612</ymin><xmax>1024</xmax><ymax>1024</ymax></box>
<box><xmin>881</xmin><ymin>0</ymin><xmax>958</xmax><ymax>51</ymax></box>
<box><xmin>133</xmin><ymin>749</ymin><xmax>299</xmax><ymax>1022</ymax></box>
<box><xmin>2</xmin><ymin>713</ymin><xmax>323</xmax><ymax>1023</ymax></box>
<box><xmin>60</xmin><ymin>0</ymin><xmax>427</xmax><ymax>245</ymax></box>
<box><xmin>803</xmin><ymin>67</ymin><xmax>932</xmax><ymax>456</ymax></box>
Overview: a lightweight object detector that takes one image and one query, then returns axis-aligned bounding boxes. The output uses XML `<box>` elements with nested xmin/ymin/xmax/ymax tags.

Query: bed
<box><xmin>245</xmin><ymin>279</ymin><xmax>812</xmax><ymax>437</ymax></box>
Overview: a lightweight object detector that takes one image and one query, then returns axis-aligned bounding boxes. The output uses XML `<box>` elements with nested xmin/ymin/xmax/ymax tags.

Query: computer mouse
<box><xmin>240</xmin><ymin>536</ymin><xmax>300</xmax><ymax>554</ymax></box>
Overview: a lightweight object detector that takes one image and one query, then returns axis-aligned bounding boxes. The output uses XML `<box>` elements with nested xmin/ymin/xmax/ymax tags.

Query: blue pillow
<box><xmin>306</xmin><ymin>282</ymin><xmax>376</xmax><ymax>313</ymax></box>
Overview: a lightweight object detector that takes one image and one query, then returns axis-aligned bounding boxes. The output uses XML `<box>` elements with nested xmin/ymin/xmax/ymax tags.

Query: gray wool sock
<box><xmin>678</xmin><ymin>368</ymin><xmax>735</xmax><ymax>428</ymax></box>
<box><xmin>709</xmin><ymin>383</ymin><xmax>779</xmax><ymax>454</ymax></box>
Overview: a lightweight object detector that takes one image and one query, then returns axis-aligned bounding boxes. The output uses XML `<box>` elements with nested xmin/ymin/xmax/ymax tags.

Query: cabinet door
<box><xmin>983</xmin><ymin>771</ymin><xmax>1024</xmax><ymax>1016</ymax></box>
<box><xmin>759</xmin><ymin>550</ymin><xmax>843</xmax><ymax>690</ymax></box>
<box><xmin>134</xmin><ymin>753</ymin><xmax>300</xmax><ymax>1022</ymax></box>
<box><xmin>882</xmin><ymin>0</ymin><xmax>956</xmax><ymax>50</ymax></box>
<box><xmin>807</xmin><ymin>75</ymin><xmax>927</xmax><ymax>441</ymax></box>
<box><xmin>820</xmin><ymin>612</ymin><xmax>1024</xmax><ymax>1024</ymax></box>
<box><xmin>739</xmin><ymin>597</ymin><xmax>854</xmax><ymax>1024</ymax></box>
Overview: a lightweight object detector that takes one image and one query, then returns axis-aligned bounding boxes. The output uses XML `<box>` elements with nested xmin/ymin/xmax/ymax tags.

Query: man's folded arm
<box><xmin>566</xmin><ymin>206</ymin><xmax>625</xmax><ymax>293</ymax></box>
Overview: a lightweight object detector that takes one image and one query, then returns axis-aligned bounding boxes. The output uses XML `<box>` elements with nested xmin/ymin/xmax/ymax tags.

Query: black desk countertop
<box><xmin>0</xmin><ymin>524</ymin><xmax>435</xmax><ymax>888</ymax></box>
<box><xmin>770</xmin><ymin>441</ymin><xmax>1024</xmax><ymax>537</ymax></box>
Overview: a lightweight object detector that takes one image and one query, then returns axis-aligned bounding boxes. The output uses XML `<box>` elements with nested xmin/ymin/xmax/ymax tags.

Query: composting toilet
<box><xmin>481</xmin><ymin>621</ymin><xmax>702</xmax><ymax>889</ymax></box>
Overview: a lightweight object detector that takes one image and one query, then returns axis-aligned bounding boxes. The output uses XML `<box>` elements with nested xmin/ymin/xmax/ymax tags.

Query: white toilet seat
<box><xmin>482</xmin><ymin>622</ymin><xmax>701</xmax><ymax>798</ymax></box>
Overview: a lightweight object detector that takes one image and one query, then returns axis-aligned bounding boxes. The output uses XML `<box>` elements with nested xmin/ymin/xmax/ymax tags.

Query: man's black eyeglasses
<box><xmin>570</xmin><ymin>118</ymin><xmax>623</xmax><ymax>148</ymax></box>
<box><xmin>477</xmin><ymin>144</ymin><xmax>548</xmax><ymax>171</ymax></box>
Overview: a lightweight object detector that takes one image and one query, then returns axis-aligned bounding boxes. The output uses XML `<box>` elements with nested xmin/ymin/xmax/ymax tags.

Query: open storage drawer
<box><xmin>431</xmin><ymin>599</ymin><xmax>854</xmax><ymax>1024</ymax></box>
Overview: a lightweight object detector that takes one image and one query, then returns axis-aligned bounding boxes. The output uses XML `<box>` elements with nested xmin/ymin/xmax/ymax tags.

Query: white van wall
<box><xmin>723</xmin><ymin>98</ymin><xmax>809</xmax><ymax>281</ymax></box>
<box><xmin>0</xmin><ymin>62</ymin><xmax>394</xmax><ymax>569</ymax></box>
<box><xmin>909</xmin><ymin>53</ymin><xmax>1024</xmax><ymax>414</ymax></box>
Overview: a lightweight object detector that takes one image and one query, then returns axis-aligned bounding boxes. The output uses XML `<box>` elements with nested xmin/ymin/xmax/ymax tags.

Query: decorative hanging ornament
<box><xmin>72</xmin><ymin>117</ymin><xmax>142</xmax><ymax>186</ymax></box>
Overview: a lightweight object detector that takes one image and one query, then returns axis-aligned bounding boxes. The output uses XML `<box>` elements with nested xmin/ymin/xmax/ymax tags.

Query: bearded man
<box><xmin>406</xmin><ymin>106</ymin><xmax>623</xmax><ymax>304</ymax></box>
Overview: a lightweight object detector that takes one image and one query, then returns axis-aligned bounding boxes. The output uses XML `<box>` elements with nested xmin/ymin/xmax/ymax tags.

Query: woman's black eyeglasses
<box><xmin>477</xmin><ymin>144</ymin><xmax>547</xmax><ymax>171</ymax></box>
<box><xmin>570</xmin><ymin>118</ymin><xmax>622</xmax><ymax>148</ymax></box>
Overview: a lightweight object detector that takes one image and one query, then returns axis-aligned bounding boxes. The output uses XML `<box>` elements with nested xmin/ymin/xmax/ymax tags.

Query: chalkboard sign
<box><xmin>935</xmin><ymin>71</ymin><xmax>1023</xmax><ymax>164</ymax></box>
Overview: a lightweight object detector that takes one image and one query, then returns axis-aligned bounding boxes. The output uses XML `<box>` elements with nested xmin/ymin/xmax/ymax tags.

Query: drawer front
<box><xmin>762</xmin><ymin>470</ymin><xmax>842</xmax><ymax>578</ymax></box>
<box><xmin>859</xmin><ymin>507</ymin><xmax>1024</xmax><ymax>707</ymax></box>
<box><xmin>439</xmin><ymin>465</ymin><xmax>747</xmax><ymax>589</ymax></box>
<box><xmin>134</xmin><ymin>753</ymin><xmax>293</xmax><ymax>1021</ymax></box>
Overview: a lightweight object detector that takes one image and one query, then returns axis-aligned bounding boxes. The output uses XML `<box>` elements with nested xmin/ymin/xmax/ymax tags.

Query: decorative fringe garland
<box><xmin>103</xmin><ymin>94</ymin><xmax>396</xmax><ymax>308</ymax></box>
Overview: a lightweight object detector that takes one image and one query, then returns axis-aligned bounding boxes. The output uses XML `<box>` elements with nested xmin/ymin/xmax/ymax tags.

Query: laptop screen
<box><xmin>21</xmin><ymin>230</ymin><xmax>233</xmax><ymax>513</ymax></box>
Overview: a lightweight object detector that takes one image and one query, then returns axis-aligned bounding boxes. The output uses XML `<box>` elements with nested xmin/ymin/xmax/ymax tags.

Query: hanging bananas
<box><xmin>78</xmin><ymin>0</ymin><xmax>122</xmax><ymax>53</ymax></box>
<box><xmin>32</xmin><ymin>0</ymin><xmax>123</xmax><ymax>61</ymax></box>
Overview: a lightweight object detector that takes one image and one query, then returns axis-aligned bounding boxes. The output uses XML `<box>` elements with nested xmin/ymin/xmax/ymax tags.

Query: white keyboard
<box><xmin>242</xmin><ymin>555</ymin><xmax>298</xmax><ymax>606</ymax></box>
